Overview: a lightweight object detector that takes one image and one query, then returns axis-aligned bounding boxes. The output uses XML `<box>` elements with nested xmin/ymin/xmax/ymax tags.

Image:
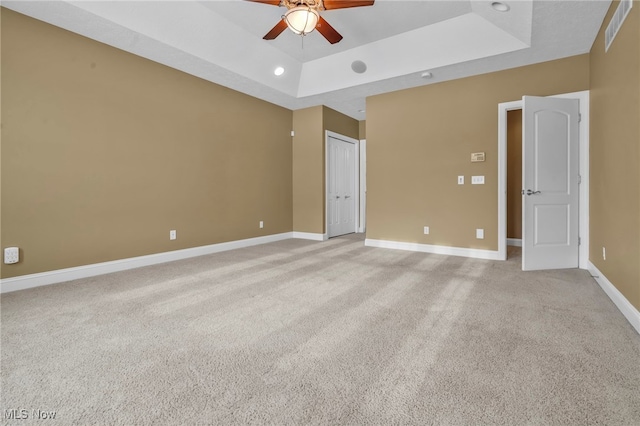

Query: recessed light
<box><xmin>421</xmin><ymin>71</ymin><xmax>433</xmax><ymax>79</ymax></box>
<box><xmin>351</xmin><ymin>60</ymin><xmax>367</xmax><ymax>74</ymax></box>
<box><xmin>491</xmin><ymin>2</ymin><xmax>510</xmax><ymax>12</ymax></box>
<box><xmin>274</xmin><ymin>66</ymin><xmax>285</xmax><ymax>76</ymax></box>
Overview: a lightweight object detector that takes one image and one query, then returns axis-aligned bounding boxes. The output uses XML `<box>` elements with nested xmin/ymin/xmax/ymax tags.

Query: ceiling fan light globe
<box><xmin>284</xmin><ymin>7</ymin><xmax>319</xmax><ymax>35</ymax></box>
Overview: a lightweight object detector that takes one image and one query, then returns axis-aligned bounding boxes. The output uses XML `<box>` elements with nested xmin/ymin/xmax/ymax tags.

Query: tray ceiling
<box><xmin>4</xmin><ymin>1</ymin><xmax>611</xmax><ymax>119</ymax></box>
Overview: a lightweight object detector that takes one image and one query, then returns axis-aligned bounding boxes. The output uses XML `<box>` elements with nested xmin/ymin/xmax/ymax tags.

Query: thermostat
<box><xmin>471</xmin><ymin>152</ymin><xmax>486</xmax><ymax>162</ymax></box>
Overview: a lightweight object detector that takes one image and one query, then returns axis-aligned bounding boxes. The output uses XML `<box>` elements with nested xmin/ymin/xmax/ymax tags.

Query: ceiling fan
<box><xmin>247</xmin><ymin>0</ymin><xmax>375</xmax><ymax>44</ymax></box>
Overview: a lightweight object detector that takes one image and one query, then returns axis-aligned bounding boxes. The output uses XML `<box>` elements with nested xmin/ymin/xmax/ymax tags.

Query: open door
<box><xmin>522</xmin><ymin>96</ymin><xmax>580</xmax><ymax>271</ymax></box>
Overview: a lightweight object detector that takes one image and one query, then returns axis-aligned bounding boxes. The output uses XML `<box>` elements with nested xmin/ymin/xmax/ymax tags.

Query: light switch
<box><xmin>458</xmin><ymin>176</ymin><xmax>464</xmax><ymax>185</ymax></box>
<box><xmin>472</xmin><ymin>176</ymin><xmax>485</xmax><ymax>185</ymax></box>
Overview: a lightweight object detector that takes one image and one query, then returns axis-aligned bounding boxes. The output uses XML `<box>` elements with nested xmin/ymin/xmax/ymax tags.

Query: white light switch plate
<box><xmin>472</xmin><ymin>176</ymin><xmax>485</xmax><ymax>185</ymax></box>
<box><xmin>458</xmin><ymin>176</ymin><xmax>464</xmax><ymax>185</ymax></box>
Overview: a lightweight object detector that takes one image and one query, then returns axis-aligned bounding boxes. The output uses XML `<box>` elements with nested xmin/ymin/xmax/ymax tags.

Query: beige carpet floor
<box><xmin>1</xmin><ymin>234</ymin><xmax>639</xmax><ymax>425</ymax></box>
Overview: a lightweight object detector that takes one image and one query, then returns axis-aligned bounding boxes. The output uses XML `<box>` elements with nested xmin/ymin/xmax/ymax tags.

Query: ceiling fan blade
<box><xmin>263</xmin><ymin>19</ymin><xmax>288</xmax><ymax>40</ymax></box>
<box><xmin>322</xmin><ymin>0</ymin><xmax>374</xmax><ymax>10</ymax></box>
<box><xmin>246</xmin><ymin>0</ymin><xmax>282</xmax><ymax>5</ymax></box>
<box><xmin>316</xmin><ymin>16</ymin><xmax>343</xmax><ymax>44</ymax></box>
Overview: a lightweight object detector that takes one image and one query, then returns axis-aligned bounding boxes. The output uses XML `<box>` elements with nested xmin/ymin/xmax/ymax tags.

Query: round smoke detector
<box><xmin>351</xmin><ymin>60</ymin><xmax>367</xmax><ymax>74</ymax></box>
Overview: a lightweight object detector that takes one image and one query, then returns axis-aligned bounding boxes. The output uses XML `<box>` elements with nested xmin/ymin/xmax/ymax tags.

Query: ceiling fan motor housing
<box><xmin>250</xmin><ymin>0</ymin><xmax>374</xmax><ymax>44</ymax></box>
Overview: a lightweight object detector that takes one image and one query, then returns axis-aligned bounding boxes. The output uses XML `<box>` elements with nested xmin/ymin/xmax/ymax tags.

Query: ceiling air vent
<box><xmin>605</xmin><ymin>0</ymin><xmax>633</xmax><ymax>52</ymax></box>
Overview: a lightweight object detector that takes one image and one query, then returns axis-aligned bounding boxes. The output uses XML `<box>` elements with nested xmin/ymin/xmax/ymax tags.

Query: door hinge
<box><xmin>578</xmin><ymin>174</ymin><xmax>582</xmax><ymax>184</ymax></box>
<box><xmin>579</xmin><ymin>237</ymin><xmax>581</xmax><ymax>246</ymax></box>
<box><xmin>578</xmin><ymin>113</ymin><xmax>582</xmax><ymax>122</ymax></box>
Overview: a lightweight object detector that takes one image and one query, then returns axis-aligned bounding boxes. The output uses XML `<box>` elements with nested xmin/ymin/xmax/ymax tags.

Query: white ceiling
<box><xmin>4</xmin><ymin>0</ymin><xmax>611</xmax><ymax>120</ymax></box>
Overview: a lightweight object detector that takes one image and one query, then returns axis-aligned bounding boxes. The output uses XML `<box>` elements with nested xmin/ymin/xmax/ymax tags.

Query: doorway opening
<box><xmin>506</xmin><ymin>109</ymin><xmax>523</xmax><ymax>254</ymax></box>
<box><xmin>497</xmin><ymin>91</ymin><xmax>590</xmax><ymax>270</ymax></box>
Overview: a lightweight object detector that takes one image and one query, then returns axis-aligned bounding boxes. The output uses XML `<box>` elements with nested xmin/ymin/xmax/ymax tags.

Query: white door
<box><xmin>327</xmin><ymin>136</ymin><xmax>356</xmax><ymax>238</ymax></box>
<box><xmin>522</xmin><ymin>96</ymin><xmax>580</xmax><ymax>271</ymax></box>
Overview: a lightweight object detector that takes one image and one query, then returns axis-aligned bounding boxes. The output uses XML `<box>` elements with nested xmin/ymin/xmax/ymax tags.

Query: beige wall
<box><xmin>292</xmin><ymin>106</ymin><xmax>324</xmax><ymax>234</ymax></box>
<box><xmin>366</xmin><ymin>55</ymin><xmax>589</xmax><ymax>250</ymax></box>
<box><xmin>359</xmin><ymin>121</ymin><xmax>366</xmax><ymax>140</ymax></box>
<box><xmin>323</xmin><ymin>106</ymin><xmax>359</xmax><ymax>141</ymax></box>
<box><xmin>1</xmin><ymin>9</ymin><xmax>293</xmax><ymax>278</ymax></box>
<box><xmin>292</xmin><ymin>106</ymin><xmax>358</xmax><ymax>234</ymax></box>
<box><xmin>589</xmin><ymin>1</ymin><xmax>640</xmax><ymax>310</ymax></box>
<box><xmin>506</xmin><ymin>110</ymin><xmax>522</xmax><ymax>240</ymax></box>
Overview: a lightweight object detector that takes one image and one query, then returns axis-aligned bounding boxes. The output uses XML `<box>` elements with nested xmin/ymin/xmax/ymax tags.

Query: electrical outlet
<box><xmin>476</xmin><ymin>229</ymin><xmax>484</xmax><ymax>239</ymax></box>
<box><xmin>471</xmin><ymin>176</ymin><xmax>485</xmax><ymax>185</ymax></box>
<box><xmin>259</xmin><ymin>221</ymin><xmax>264</xmax><ymax>229</ymax></box>
<box><xmin>4</xmin><ymin>247</ymin><xmax>19</xmax><ymax>264</ymax></box>
<box><xmin>423</xmin><ymin>226</ymin><xmax>430</xmax><ymax>235</ymax></box>
<box><xmin>602</xmin><ymin>247</ymin><xmax>606</xmax><ymax>260</ymax></box>
<box><xmin>458</xmin><ymin>176</ymin><xmax>464</xmax><ymax>185</ymax></box>
<box><xmin>170</xmin><ymin>230</ymin><xmax>177</xmax><ymax>240</ymax></box>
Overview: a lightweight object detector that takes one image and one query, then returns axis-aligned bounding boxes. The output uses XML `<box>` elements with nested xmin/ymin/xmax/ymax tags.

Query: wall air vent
<box><xmin>605</xmin><ymin>0</ymin><xmax>633</xmax><ymax>52</ymax></box>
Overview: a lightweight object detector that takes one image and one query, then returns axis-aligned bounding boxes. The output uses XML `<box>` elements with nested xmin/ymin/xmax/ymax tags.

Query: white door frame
<box><xmin>497</xmin><ymin>90</ymin><xmax>589</xmax><ymax>269</ymax></box>
<box><xmin>359</xmin><ymin>139</ymin><xmax>366</xmax><ymax>233</ymax></box>
<box><xmin>325</xmin><ymin>130</ymin><xmax>360</xmax><ymax>237</ymax></box>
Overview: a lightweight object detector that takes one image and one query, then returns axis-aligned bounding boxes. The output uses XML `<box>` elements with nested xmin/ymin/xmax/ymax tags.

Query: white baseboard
<box><xmin>507</xmin><ymin>238</ymin><xmax>522</xmax><ymax>247</ymax></box>
<box><xmin>588</xmin><ymin>262</ymin><xmax>640</xmax><ymax>335</ymax></box>
<box><xmin>292</xmin><ymin>232</ymin><xmax>328</xmax><ymax>241</ymax></box>
<box><xmin>365</xmin><ymin>239</ymin><xmax>502</xmax><ymax>261</ymax></box>
<box><xmin>0</xmin><ymin>232</ymin><xmax>293</xmax><ymax>294</ymax></box>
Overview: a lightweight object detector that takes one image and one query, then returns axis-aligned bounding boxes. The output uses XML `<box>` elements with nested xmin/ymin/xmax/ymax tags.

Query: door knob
<box><xmin>345</xmin><ymin>195</ymin><xmax>351</xmax><ymax>199</ymax></box>
<box><xmin>336</xmin><ymin>196</ymin><xmax>341</xmax><ymax>199</ymax></box>
<box><xmin>523</xmin><ymin>189</ymin><xmax>541</xmax><ymax>196</ymax></box>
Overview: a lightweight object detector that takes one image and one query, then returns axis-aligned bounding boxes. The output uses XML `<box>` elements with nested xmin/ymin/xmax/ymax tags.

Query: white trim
<box><xmin>588</xmin><ymin>262</ymin><xmax>640</xmax><ymax>335</ymax></box>
<box><xmin>365</xmin><ymin>239</ymin><xmax>502</xmax><ymax>261</ymax></box>
<box><xmin>497</xmin><ymin>100</ymin><xmax>522</xmax><ymax>262</ymax></box>
<box><xmin>497</xmin><ymin>90</ymin><xmax>589</xmax><ymax>269</ymax></box>
<box><xmin>507</xmin><ymin>238</ymin><xmax>522</xmax><ymax>247</ymax></box>
<box><xmin>325</xmin><ymin>130</ymin><xmax>360</xmax><ymax>238</ymax></box>
<box><xmin>0</xmin><ymin>232</ymin><xmax>293</xmax><ymax>294</ymax></box>
<box><xmin>359</xmin><ymin>139</ymin><xmax>367</xmax><ymax>233</ymax></box>
<box><xmin>292</xmin><ymin>232</ymin><xmax>328</xmax><ymax>241</ymax></box>
<box><xmin>554</xmin><ymin>91</ymin><xmax>590</xmax><ymax>270</ymax></box>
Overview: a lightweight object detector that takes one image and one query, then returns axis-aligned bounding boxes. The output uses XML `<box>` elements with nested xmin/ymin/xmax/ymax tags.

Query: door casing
<box><xmin>498</xmin><ymin>90</ymin><xmax>590</xmax><ymax>269</ymax></box>
<box><xmin>359</xmin><ymin>139</ymin><xmax>366</xmax><ymax>233</ymax></box>
<box><xmin>325</xmin><ymin>130</ymin><xmax>360</xmax><ymax>237</ymax></box>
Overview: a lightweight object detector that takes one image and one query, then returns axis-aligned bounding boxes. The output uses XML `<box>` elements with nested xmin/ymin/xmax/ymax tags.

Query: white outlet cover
<box><xmin>423</xmin><ymin>226</ymin><xmax>429</xmax><ymax>235</ymax></box>
<box><xmin>259</xmin><ymin>221</ymin><xmax>264</xmax><ymax>228</ymax></box>
<box><xmin>4</xmin><ymin>247</ymin><xmax>19</xmax><ymax>264</ymax></box>
<box><xmin>170</xmin><ymin>230</ymin><xmax>177</xmax><ymax>240</ymax></box>
<box><xmin>476</xmin><ymin>229</ymin><xmax>484</xmax><ymax>239</ymax></box>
